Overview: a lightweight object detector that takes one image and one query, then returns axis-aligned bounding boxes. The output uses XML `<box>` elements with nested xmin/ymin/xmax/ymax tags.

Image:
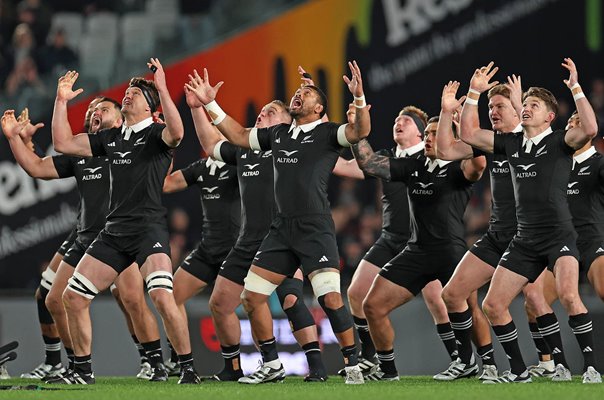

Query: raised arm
<box><xmin>351</xmin><ymin>139</ymin><xmax>391</xmax><ymax>180</ymax></box>
<box><xmin>148</xmin><ymin>58</ymin><xmax>184</xmax><ymax>148</ymax></box>
<box><xmin>460</xmin><ymin>155</ymin><xmax>486</xmax><ymax>182</ymax></box>
<box><xmin>342</xmin><ymin>61</ymin><xmax>370</xmax><ymax>144</ymax></box>
<box><xmin>51</xmin><ymin>71</ymin><xmax>92</xmax><ymax>157</ymax></box>
<box><xmin>163</xmin><ymin>169</ymin><xmax>188</xmax><ymax>193</ymax></box>
<box><xmin>184</xmin><ymin>84</ymin><xmax>222</xmax><ymax>156</ymax></box>
<box><xmin>562</xmin><ymin>58</ymin><xmax>598</xmax><ymax>149</ymax></box>
<box><xmin>505</xmin><ymin>74</ymin><xmax>524</xmax><ymax>122</ymax></box>
<box><xmin>436</xmin><ymin>81</ymin><xmax>474</xmax><ymax>161</ymax></box>
<box><xmin>2</xmin><ymin>110</ymin><xmax>60</xmax><ymax>179</ymax></box>
<box><xmin>186</xmin><ymin>69</ymin><xmax>252</xmax><ymax>148</ymax></box>
<box><xmin>333</xmin><ymin>157</ymin><xmax>365</xmax><ymax>179</ymax></box>
<box><xmin>459</xmin><ymin>62</ymin><xmax>498</xmax><ymax>153</ymax></box>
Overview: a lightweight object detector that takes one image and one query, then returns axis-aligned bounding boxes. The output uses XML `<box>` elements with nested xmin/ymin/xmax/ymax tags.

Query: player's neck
<box><xmin>523</xmin><ymin>123</ymin><xmax>550</xmax><ymax>138</ymax></box>
<box><xmin>124</xmin><ymin>113</ymin><xmax>149</xmax><ymax>127</ymax></box>
<box><xmin>294</xmin><ymin>115</ymin><xmax>321</xmax><ymax>126</ymax></box>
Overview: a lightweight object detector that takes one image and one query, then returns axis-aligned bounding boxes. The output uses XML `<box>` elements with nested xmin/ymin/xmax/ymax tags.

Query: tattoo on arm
<box><xmin>351</xmin><ymin>139</ymin><xmax>391</xmax><ymax>180</ymax></box>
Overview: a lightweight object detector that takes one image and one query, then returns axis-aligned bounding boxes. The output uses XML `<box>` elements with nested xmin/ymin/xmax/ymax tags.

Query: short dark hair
<box><xmin>304</xmin><ymin>85</ymin><xmax>328</xmax><ymax>117</ymax></box>
<box><xmin>271</xmin><ymin>99</ymin><xmax>290</xmax><ymax>114</ymax></box>
<box><xmin>427</xmin><ymin>116</ymin><xmax>439</xmax><ymax>124</ymax></box>
<box><xmin>523</xmin><ymin>86</ymin><xmax>558</xmax><ymax>116</ymax></box>
<box><xmin>129</xmin><ymin>77</ymin><xmax>159</xmax><ymax>112</ymax></box>
<box><xmin>487</xmin><ymin>84</ymin><xmax>511</xmax><ymax>100</ymax></box>
<box><xmin>98</xmin><ymin>96</ymin><xmax>124</xmax><ymax>119</ymax></box>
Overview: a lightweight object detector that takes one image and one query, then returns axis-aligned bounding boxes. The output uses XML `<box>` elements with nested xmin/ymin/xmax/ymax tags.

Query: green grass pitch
<box><xmin>0</xmin><ymin>376</ymin><xmax>601</xmax><ymax>400</ymax></box>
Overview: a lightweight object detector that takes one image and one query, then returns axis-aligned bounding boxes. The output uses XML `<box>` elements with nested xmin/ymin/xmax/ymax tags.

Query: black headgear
<box><xmin>130</xmin><ymin>82</ymin><xmax>158</xmax><ymax>113</ymax></box>
<box><xmin>401</xmin><ymin>111</ymin><xmax>426</xmax><ymax>134</ymax></box>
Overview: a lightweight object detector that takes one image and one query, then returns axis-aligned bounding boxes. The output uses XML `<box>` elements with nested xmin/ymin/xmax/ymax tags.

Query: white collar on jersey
<box><xmin>573</xmin><ymin>146</ymin><xmax>596</xmax><ymax>167</ymax></box>
<box><xmin>122</xmin><ymin>117</ymin><xmax>153</xmax><ymax>140</ymax></box>
<box><xmin>288</xmin><ymin>118</ymin><xmax>323</xmax><ymax>140</ymax></box>
<box><xmin>424</xmin><ymin>158</ymin><xmax>452</xmax><ymax>173</ymax></box>
<box><xmin>522</xmin><ymin>126</ymin><xmax>552</xmax><ymax>152</ymax></box>
<box><xmin>513</xmin><ymin>123</ymin><xmax>523</xmax><ymax>133</ymax></box>
<box><xmin>396</xmin><ymin>142</ymin><xmax>425</xmax><ymax>158</ymax></box>
<box><xmin>206</xmin><ymin>157</ymin><xmax>226</xmax><ymax>175</ymax></box>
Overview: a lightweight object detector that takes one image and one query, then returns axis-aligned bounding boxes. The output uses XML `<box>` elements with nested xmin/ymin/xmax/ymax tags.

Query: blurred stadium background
<box><xmin>0</xmin><ymin>0</ymin><xmax>603</xmax><ymax>377</ymax></box>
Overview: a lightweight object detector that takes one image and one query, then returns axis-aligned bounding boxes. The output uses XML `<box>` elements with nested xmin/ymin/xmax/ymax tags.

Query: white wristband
<box><xmin>570</xmin><ymin>83</ymin><xmax>581</xmax><ymax>90</ymax></box>
<box><xmin>353</xmin><ymin>95</ymin><xmax>366</xmax><ymax>108</ymax></box>
<box><xmin>465</xmin><ymin>97</ymin><xmax>479</xmax><ymax>105</ymax></box>
<box><xmin>573</xmin><ymin>92</ymin><xmax>586</xmax><ymax>101</ymax></box>
<box><xmin>204</xmin><ymin>100</ymin><xmax>227</xmax><ymax>125</ymax></box>
<box><xmin>468</xmin><ymin>89</ymin><xmax>481</xmax><ymax>95</ymax></box>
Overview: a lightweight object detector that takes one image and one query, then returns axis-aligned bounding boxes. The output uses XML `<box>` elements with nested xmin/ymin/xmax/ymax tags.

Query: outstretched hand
<box><xmin>17</xmin><ymin>108</ymin><xmax>44</xmax><ymax>140</ymax></box>
<box><xmin>148</xmin><ymin>58</ymin><xmax>167</xmax><ymax>92</ymax></box>
<box><xmin>1</xmin><ymin>110</ymin><xmax>27</xmax><ymax>139</ymax></box>
<box><xmin>343</xmin><ymin>60</ymin><xmax>364</xmax><ymax>98</ymax></box>
<box><xmin>298</xmin><ymin>65</ymin><xmax>315</xmax><ymax>86</ymax></box>
<box><xmin>561</xmin><ymin>57</ymin><xmax>579</xmax><ymax>88</ymax></box>
<box><xmin>184</xmin><ymin>68</ymin><xmax>224</xmax><ymax>105</ymax></box>
<box><xmin>505</xmin><ymin>74</ymin><xmax>523</xmax><ymax>115</ymax></box>
<box><xmin>441</xmin><ymin>81</ymin><xmax>466</xmax><ymax>113</ymax></box>
<box><xmin>56</xmin><ymin>71</ymin><xmax>84</xmax><ymax>102</ymax></box>
<box><xmin>470</xmin><ymin>61</ymin><xmax>499</xmax><ymax>93</ymax></box>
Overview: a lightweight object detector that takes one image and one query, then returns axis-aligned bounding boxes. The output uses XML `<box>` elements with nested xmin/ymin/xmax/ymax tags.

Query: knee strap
<box><xmin>310</xmin><ymin>271</ymin><xmax>341</xmax><ymax>298</ymax></box>
<box><xmin>276</xmin><ymin>278</ymin><xmax>304</xmax><ymax>307</ymax></box>
<box><xmin>318</xmin><ymin>295</ymin><xmax>353</xmax><ymax>334</ymax></box>
<box><xmin>67</xmin><ymin>271</ymin><xmax>99</xmax><ymax>300</ymax></box>
<box><xmin>243</xmin><ymin>270</ymin><xmax>277</xmax><ymax>296</ymax></box>
<box><xmin>283</xmin><ymin>298</ymin><xmax>316</xmax><ymax>332</ymax></box>
<box><xmin>40</xmin><ymin>266</ymin><xmax>56</xmax><ymax>291</ymax></box>
<box><xmin>145</xmin><ymin>271</ymin><xmax>173</xmax><ymax>293</ymax></box>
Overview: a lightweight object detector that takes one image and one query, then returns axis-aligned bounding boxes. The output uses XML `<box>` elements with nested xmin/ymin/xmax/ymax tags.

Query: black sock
<box><xmin>492</xmin><ymin>322</ymin><xmax>526</xmax><ymax>375</ymax></box>
<box><xmin>302</xmin><ymin>341</ymin><xmax>326</xmax><ymax>374</ymax></box>
<box><xmin>341</xmin><ymin>345</ymin><xmax>358</xmax><ymax>367</ymax></box>
<box><xmin>536</xmin><ymin>313</ymin><xmax>568</xmax><ymax>367</ymax></box>
<box><xmin>377</xmin><ymin>349</ymin><xmax>397</xmax><ymax>375</ymax></box>
<box><xmin>141</xmin><ymin>340</ymin><xmax>163</xmax><ymax>368</ymax></box>
<box><xmin>65</xmin><ymin>347</ymin><xmax>75</xmax><ymax>371</ymax></box>
<box><xmin>74</xmin><ymin>355</ymin><xmax>92</xmax><ymax>375</ymax></box>
<box><xmin>353</xmin><ymin>316</ymin><xmax>375</xmax><ymax>359</ymax></box>
<box><xmin>436</xmin><ymin>322</ymin><xmax>458</xmax><ymax>362</ymax></box>
<box><xmin>221</xmin><ymin>344</ymin><xmax>241</xmax><ymax>372</ymax></box>
<box><xmin>42</xmin><ymin>335</ymin><xmax>61</xmax><ymax>366</ymax></box>
<box><xmin>449</xmin><ymin>309</ymin><xmax>473</xmax><ymax>364</ymax></box>
<box><xmin>528</xmin><ymin>322</ymin><xmax>551</xmax><ymax>361</ymax></box>
<box><xmin>259</xmin><ymin>338</ymin><xmax>279</xmax><ymax>363</ymax></box>
<box><xmin>477</xmin><ymin>344</ymin><xmax>496</xmax><ymax>366</ymax></box>
<box><xmin>178</xmin><ymin>352</ymin><xmax>194</xmax><ymax>369</ymax></box>
<box><xmin>568</xmin><ymin>313</ymin><xmax>596</xmax><ymax>371</ymax></box>
<box><xmin>132</xmin><ymin>335</ymin><xmax>148</xmax><ymax>362</ymax></box>
<box><xmin>167</xmin><ymin>340</ymin><xmax>178</xmax><ymax>363</ymax></box>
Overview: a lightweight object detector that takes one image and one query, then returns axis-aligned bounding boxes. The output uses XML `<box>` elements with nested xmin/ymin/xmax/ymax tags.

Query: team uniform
<box><xmin>494</xmin><ymin>128</ymin><xmax>579</xmax><ymax>281</ymax></box>
<box><xmin>567</xmin><ymin>147</ymin><xmax>604</xmax><ymax>272</ymax></box>
<box><xmin>363</xmin><ymin>143</ymin><xmax>425</xmax><ymax>267</ymax></box>
<box><xmin>248</xmin><ymin>119</ymin><xmax>351</xmax><ymax>275</ymax></box>
<box><xmin>213</xmin><ymin>143</ymin><xmax>275</xmax><ymax>284</ymax></box>
<box><xmin>380</xmin><ymin>159</ymin><xmax>474</xmax><ymax>295</ymax></box>
<box><xmin>86</xmin><ymin>118</ymin><xmax>173</xmax><ymax>272</ymax></box>
<box><xmin>52</xmin><ymin>155</ymin><xmax>110</xmax><ymax>268</ymax></box>
<box><xmin>57</xmin><ymin>228</ymin><xmax>78</xmax><ymax>256</ymax></box>
<box><xmin>178</xmin><ymin>158</ymin><xmax>240</xmax><ymax>283</ymax></box>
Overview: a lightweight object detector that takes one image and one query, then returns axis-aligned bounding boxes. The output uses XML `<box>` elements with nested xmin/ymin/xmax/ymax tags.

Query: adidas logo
<box><xmin>583</xmin><ymin>346</ymin><xmax>593</xmax><ymax>352</ymax></box>
<box><xmin>512</xmin><ymin>152</ymin><xmax>519</xmax><ymax>158</ymax></box>
<box><xmin>108</xmin><ymin>142</ymin><xmax>116</xmax><ymax>147</ymax></box>
<box><xmin>197</xmin><ymin>175</ymin><xmax>203</xmax><ymax>182</ymax></box>
<box><xmin>559</xmin><ymin>246</ymin><xmax>570</xmax><ymax>252</ymax></box>
<box><xmin>596</xmin><ymin>248</ymin><xmax>604</xmax><ymax>254</ymax></box>
<box><xmin>552</xmin><ymin>347</ymin><xmax>561</xmax><ymax>354</ymax></box>
<box><xmin>275</xmin><ymin>137</ymin><xmax>281</xmax><ymax>143</ymax></box>
<box><xmin>77</xmin><ymin>159</ymin><xmax>86</xmax><ymax>164</ymax></box>
<box><xmin>411</xmin><ymin>171</ymin><xmax>418</xmax><ymax>177</ymax></box>
<box><xmin>241</xmin><ymin>153</ymin><xmax>247</xmax><ymax>159</ymax></box>
<box><xmin>152</xmin><ymin>242</ymin><xmax>162</xmax><ymax>248</ymax></box>
<box><xmin>319</xmin><ymin>255</ymin><xmax>329</xmax><ymax>263</ymax></box>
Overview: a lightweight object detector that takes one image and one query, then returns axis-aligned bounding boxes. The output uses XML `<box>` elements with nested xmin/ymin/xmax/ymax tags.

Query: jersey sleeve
<box><xmin>249</xmin><ymin>126</ymin><xmax>276</xmax><ymax>151</ymax></box>
<box><xmin>214</xmin><ymin>140</ymin><xmax>239</xmax><ymax>165</ymax></box>
<box><xmin>180</xmin><ymin>159</ymin><xmax>205</xmax><ymax>186</ymax></box>
<box><xmin>492</xmin><ymin>132</ymin><xmax>507</xmax><ymax>156</ymax></box>
<box><xmin>150</xmin><ymin>123</ymin><xmax>172</xmax><ymax>151</ymax></box>
<box><xmin>52</xmin><ymin>155</ymin><xmax>76</xmax><ymax>178</ymax></box>
<box><xmin>88</xmin><ymin>133</ymin><xmax>107</xmax><ymax>157</ymax></box>
<box><xmin>389</xmin><ymin>157</ymin><xmax>414</xmax><ymax>183</ymax></box>
<box><xmin>558</xmin><ymin>129</ymin><xmax>576</xmax><ymax>155</ymax></box>
<box><xmin>325</xmin><ymin>122</ymin><xmax>352</xmax><ymax>148</ymax></box>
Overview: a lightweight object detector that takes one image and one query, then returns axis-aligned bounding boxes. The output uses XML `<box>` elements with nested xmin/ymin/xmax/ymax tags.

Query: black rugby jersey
<box><xmin>180</xmin><ymin>158</ymin><xmax>240</xmax><ymax>248</ymax></box>
<box><xmin>89</xmin><ymin>119</ymin><xmax>172</xmax><ymax>234</ymax></box>
<box><xmin>376</xmin><ymin>146</ymin><xmax>424</xmax><ymax>237</ymax></box>
<box><xmin>567</xmin><ymin>147</ymin><xmax>604</xmax><ymax>237</ymax></box>
<box><xmin>250</xmin><ymin>120</ymin><xmax>348</xmax><ymax>217</ymax></box>
<box><xmin>474</xmin><ymin>144</ymin><xmax>517</xmax><ymax>232</ymax></box>
<box><xmin>53</xmin><ymin>155</ymin><xmax>109</xmax><ymax>239</ymax></box>
<box><xmin>215</xmin><ymin>141</ymin><xmax>276</xmax><ymax>243</ymax></box>
<box><xmin>390</xmin><ymin>158</ymin><xmax>473</xmax><ymax>247</ymax></box>
<box><xmin>493</xmin><ymin>128</ymin><xmax>574</xmax><ymax>232</ymax></box>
